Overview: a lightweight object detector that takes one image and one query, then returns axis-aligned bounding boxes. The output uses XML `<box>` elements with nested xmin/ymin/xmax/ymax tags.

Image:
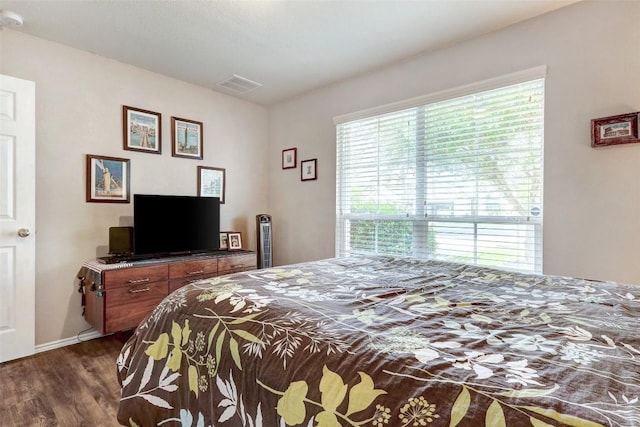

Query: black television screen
<box><xmin>133</xmin><ymin>194</ymin><xmax>220</xmax><ymax>256</ymax></box>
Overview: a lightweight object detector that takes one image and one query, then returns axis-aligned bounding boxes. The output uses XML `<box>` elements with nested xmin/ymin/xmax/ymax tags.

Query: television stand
<box><xmin>78</xmin><ymin>250</ymin><xmax>256</xmax><ymax>334</ymax></box>
<box><xmin>97</xmin><ymin>250</ymin><xmax>235</xmax><ymax>264</ymax></box>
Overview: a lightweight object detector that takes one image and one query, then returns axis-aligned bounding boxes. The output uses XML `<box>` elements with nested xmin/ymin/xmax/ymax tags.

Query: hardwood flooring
<box><xmin>0</xmin><ymin>332</ymin><xmax>132</xmax><ymax>427</ymax></box>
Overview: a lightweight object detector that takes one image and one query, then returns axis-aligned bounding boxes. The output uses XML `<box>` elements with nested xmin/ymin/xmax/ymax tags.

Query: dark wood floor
<box><xmin>0</xmin><ymin>332</ymin><xmax>132</xmax><ymax>427</ymax></box>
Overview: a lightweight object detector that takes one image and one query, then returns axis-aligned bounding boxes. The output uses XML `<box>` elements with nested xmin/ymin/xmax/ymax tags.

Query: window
<box><xmin>335</xmin><ymin>70</ymin><xmax>544</xmax><ymax>273</ymax></box>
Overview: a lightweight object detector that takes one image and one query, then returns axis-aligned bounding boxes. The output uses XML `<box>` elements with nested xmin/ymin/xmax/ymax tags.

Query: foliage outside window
<box><xmin>335</xmin><ymin>76</ymin><xmax>544</xmax><ymax>273</ymax></box>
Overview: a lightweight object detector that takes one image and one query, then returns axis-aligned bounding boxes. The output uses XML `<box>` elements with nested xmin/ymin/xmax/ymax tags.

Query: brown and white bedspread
<box><xmin>117</xmin><ymin>256</ymin><xmax>640</xmax><ymax>426</ymax></box>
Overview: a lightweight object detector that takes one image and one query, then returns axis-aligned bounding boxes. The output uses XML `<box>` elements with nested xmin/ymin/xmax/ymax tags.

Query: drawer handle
<box><xmin>129</xmin><ymin>286</ymin><xmax>151</xmax><ymax>294</ymax></box>
<box><xmin>128</xmin><ymin>278</ymin><xmax>150</xmax><ymax>284</ymax></box>
<box><xmin>188</xmin><ymin>270</ymin><xmax>204</xmax><ymax>275</ymax></box>
<box><xmin>232</xmin><ymin>264</ymin><xmax>245</xmax><ymax>268</ymax></box>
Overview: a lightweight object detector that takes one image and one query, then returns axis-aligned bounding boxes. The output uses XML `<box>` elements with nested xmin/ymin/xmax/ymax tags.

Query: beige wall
<box><xmin>2</xmin><ymin>0</ymin><xmax>639</xmax><ymax>347</ymax></box>
<box><xmin>1</xmin><ymin>31</ymin><xmax>268</xmax><ymax>346</ymax></box>
<box><xmin>268</xmin><ymin>1</ymin><xmax>640</xmax><ymax>283</ymax></box>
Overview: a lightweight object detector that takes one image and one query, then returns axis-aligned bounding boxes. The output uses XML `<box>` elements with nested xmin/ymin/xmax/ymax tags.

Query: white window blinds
<box><xmin>336</xmin><ymin>77</ymin><xmax>544</xmax><ymax>273</ymax></box>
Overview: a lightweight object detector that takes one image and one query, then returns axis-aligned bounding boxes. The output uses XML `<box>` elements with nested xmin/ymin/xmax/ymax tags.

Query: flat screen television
<box><xmin>133</xmin><ymin>194</ymin><xmax>220</xmax><ymax>256</ymax></box>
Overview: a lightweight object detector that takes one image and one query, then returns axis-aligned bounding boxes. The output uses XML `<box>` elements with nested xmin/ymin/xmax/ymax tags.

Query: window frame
<box><xmin>335</xmin><ymin>67</ymin><xmax>546</xmax><ymax>273</ymax></box>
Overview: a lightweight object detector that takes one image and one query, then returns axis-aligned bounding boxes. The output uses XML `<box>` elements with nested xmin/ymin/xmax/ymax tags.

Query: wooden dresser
<box><xmin>80</xmin><ymin>251</ymin><xmax>256</xmax><ymax>334</ymax></box>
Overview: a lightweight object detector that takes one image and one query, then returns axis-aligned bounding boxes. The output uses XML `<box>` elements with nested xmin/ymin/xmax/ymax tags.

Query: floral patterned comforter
<box><xmin>117</xmin><ymin>256</ymin><xmax>640</xmax><ymax>426</ymax></box>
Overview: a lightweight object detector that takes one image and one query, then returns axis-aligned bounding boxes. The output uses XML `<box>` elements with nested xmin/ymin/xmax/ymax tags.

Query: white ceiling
<box><xmin>1</xmin><ymin>0</ymin><xmax>578</xmax><ymax>105</ymax></box>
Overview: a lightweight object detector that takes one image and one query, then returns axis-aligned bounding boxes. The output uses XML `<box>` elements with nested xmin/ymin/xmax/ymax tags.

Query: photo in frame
<box><xmin>227</xmin><ymin>232</ymin><xmax>242</xmax><ymax>250</ymax></box>
<box><xmin>197</xmin><ymin>166</ymin><xmax>226</xmax><ymax>204</ymax></box>
<box><xmin>301</xmin><ymin>158</ymin><xmax>317</xmax><ymax>181</ymax></box>
<box><xmin>172</xmin><ymin>116</ymin><xmax>203</xmax><ymax>159</ymax></box>
<box><xmin>591</xmin><ymin>112</ymin><xmax>639</xmax><ymax>147</ymax></box>
<box><xmin>219</xmin><ymin>232</ymin><xmax>229</xmax><ymax>250</ymax></box>
<box><xmin>86</xmin><ymin>154</ymin><xmax>130</xmax><ymax>203</ymax></box>
<box><xmin>122</xmin><ymin>105</ymin><xmax>161</xmax><ymax>154</ymax></box>
<box><xmin>282</xmin><ymin>147</ymin><xmax>297</xmax><ymax>169</ymax></box>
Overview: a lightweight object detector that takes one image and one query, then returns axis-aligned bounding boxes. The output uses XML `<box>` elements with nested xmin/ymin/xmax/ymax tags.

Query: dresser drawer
<box><xmin>218</xmin><ymin>254</ymin><xmax>257</xmax><ymax>274</ymax></box>
<box><xmin>105</xmin><ymin>296</ymin><xmax>166</xmax><ymax>333</ymax></box>
<box><xmin>169</xmin><ymin>273</ymin><xmax>217</xmax><ymax>293</ymax></box>
<box><xmin>106</xmin><ymin>280</ymin><xmax>168</xmax><ymax>309</ymax></box>
<box><xmin>169</xmin><ymin>258</ymin><xmax>217</xmax><ymax>279</ymax></box>
<box><xmin>103</xmin><ymin>264</ymin><xmax>168</xmax><ymax>289</ymax></box>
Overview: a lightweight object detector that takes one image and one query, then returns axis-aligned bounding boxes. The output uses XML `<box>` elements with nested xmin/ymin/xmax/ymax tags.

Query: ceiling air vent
<box><xmin>216</xmin><ymin>74</ymin><xmax>262</xmax><ymax>94</ymax></box>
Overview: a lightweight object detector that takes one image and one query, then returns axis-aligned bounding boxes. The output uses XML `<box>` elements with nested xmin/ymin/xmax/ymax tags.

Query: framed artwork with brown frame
<box><xmin>591</xmin><ymin>112</ymin><xmax>639</xmax><ymax>147</ymax></box>
<box><xmin>197</xmin><ymin>166</ymin><xmax>226</xmax><ymax>204</ymax></box>
<box><xmin>227</xmin><ymin>232</ymin><xmax>243</xmax><ymax>250</ymax></box>
<box><xmin>171</xmin><ymin>116</ymin><xmax>203</xmax><ymax>159</ymax></box>
<box><xmin>122</xmin><ymin>105</ymin><xmax>161</xmax><ymax>154</ymax></box>
<box><xmin>86</xmin><ymin>154</ymin><xmax>130</xmax><ymax>203</ymax></box>
<box><xmin>301</xmin><ymin>158</ymin><xmax>317</xmax><ymax>181</ymax></box>
<box><xmin>282</xmin><ymin>147</ymin><xmax>297</xmax><ymax>169</ymax></box>
<box><xmin>219</xmin><ymin>232</ymin><xmax>229</xmax><ymax>250</ymax></box>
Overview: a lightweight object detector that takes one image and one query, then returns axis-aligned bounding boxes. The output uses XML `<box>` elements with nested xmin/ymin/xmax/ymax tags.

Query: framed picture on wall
<box><xmin>282</xmin><ymin>147</ymin><xmax>297</xmax><ymax>169</ymax></box>
<box><xmin>227</xmin><ymin>232</ymin><xmax>243</xmax><ymax>250</ymax></box>
<box><xmin>591</xmin><ymin>112</ymin><xmax>639</xmax><ymax>147</ymax></box>
<box><xmin>122</xmin><ymin>105</ymin><xmax>161</xmax><ymax>154</ymax></box>
<box><xmin>301</xmin><ymin>158</ymin><xmax>317</xmax><ymax>181</ymax></box>
<box><xmin>171</xmin><ymin>116</ymin><xmax>203</xmax><ymax>159</ymax></box>
<box><xmin>197</xmin><ymin>166</ymin><xmax>226</xmax><ymax>203</ymax></box>
<box><xmin>86</xmin><ymin>154</ymin><xmax>130</xmax><ymax>203</ymax></box>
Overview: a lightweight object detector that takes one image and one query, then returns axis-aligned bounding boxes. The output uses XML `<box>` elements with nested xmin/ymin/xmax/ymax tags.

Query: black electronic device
<box><xmin>108</xmin><ymin>226</ymin><xmax>134</xmax><ymax>256</ymax></box>
<box><xmin>256</xmin><ymin>214</ymin><xmax>272</xmax><ymax>269</ymax></box>
<box><xmin>133</xmin><ymin>194</ymin><xmax>220</xmax><ymax>256</ymax></box>
<box><xmin>97</xmin><ymin>255</ymin><xmax>133</xmax><ymax>264</ymax></box>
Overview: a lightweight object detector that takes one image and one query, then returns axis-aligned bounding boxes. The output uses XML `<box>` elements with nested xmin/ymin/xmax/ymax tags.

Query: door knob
<box><xmin>17</xmin><ymin>228</ymin><xmax>30</xmax><ymax>238</ymax></box>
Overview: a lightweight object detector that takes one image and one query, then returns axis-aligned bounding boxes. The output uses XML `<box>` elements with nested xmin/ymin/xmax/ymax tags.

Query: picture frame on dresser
<box><xmin>86</xmin><ymin>154</ymin><xmax>130</xmax><ymax>203</ymax></box>
<box><xmin>227</xmin><ymin>232</ymin><xmax>243</xmax><ymax>250</ymax></box>
<box><xmin>122</xmin><ymin>105</ymin><xmax>161</xmax><ymax>154</ymax></box>
<box><xmin>172</xmin><ymin>116</ymin><xmax>203</xmax><ymax>159</ymax></box>
<box><xmin>219</xmin><ymin>232</ymin><xmax>229</xmax><ymax>250</ymax></box>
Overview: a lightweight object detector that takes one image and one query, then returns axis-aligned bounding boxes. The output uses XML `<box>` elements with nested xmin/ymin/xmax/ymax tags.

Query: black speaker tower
<box><xmin>256</xmin><ymin>214</ymin><xmax>272</xmax><ymax>269</ymax></box>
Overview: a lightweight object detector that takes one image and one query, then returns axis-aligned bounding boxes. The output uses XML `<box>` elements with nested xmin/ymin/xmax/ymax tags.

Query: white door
<box><xmin>0</xmin><ymin>74</ymin><xmax>36</xmax><ymax>363</ymax></box>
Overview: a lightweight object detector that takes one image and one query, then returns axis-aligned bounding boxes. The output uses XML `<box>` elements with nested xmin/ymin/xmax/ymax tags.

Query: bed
<box><xmin>116</xmin><ymin>255</ymin><xmax>640</xmax><ymax>426</ymax></box>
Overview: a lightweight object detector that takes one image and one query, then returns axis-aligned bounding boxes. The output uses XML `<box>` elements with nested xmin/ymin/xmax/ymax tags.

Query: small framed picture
<box><xmin>86</xmin><ymin>154</ymin><xmax>130</xmax><ymax>203</ymax></box>
<box><xmin>282</xmin><ymin>147</ymin><xmax>297</xmax><ymax>169</ymax></box>
<box><xmin>122</xmin><ymin>105</ymin><xmax>161</xmax><ymax>154</ymax></box>
<box><xmin>172</xmin><ymin>116</ymin><xmax>203</xmax><ymax>159</ymax></box>
<box><xmin>591</xmin><ymin>112</ymin><xmax>639</xmax><ymax>147</ymax></box>
<box><xmin>219</xmin><ymin>232</ymin><xmax>229</xmax><ymax>250</ymax></box>
<box><xmin>301</xmin><ymin>158</ymin><xmax>317</xmax><ymax>181</ymax></box>
<box><xmin>227</xmin><ymin>232</ymin><xmax>242</xmax><ymax>250</ymax></box>
<box><xmin>198</xmin><ymin>166</ymin><xmax>226</xmax><ymax>204</ymax></box>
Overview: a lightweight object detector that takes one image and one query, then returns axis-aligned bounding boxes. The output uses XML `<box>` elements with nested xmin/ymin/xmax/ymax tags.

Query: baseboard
<box><xmin>35</xmin><ymin>330</ymin><xmax>105</xmax><ymax>354</ymax></box>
